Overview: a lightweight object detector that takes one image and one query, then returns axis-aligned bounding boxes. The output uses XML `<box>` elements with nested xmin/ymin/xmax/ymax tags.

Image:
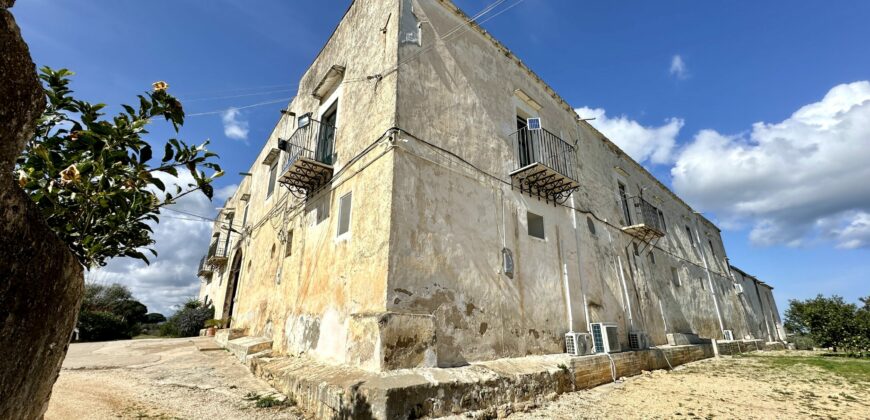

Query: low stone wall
<box><xmin>247</xmin><ymin>341</ymin><xmax>779</xmax><ymax>419</ymax></box>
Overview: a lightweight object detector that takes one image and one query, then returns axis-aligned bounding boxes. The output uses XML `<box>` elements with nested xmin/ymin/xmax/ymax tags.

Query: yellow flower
<box><xmin>152</xmin><ymin>81</ymin><xmax>169</xmax><ymax>92</ymax></box>
<box><xmin>18</xmin><ymin>171</ymin><xmax>28</xmax><ymax>188</ymax></box>
<box><xmin>59</xmin><ymin>164</ymin><xmax>81</xmax><ymax>185</ymax></box>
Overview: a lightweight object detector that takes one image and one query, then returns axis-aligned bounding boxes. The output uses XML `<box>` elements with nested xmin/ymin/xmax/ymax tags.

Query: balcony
<box><xmin>509</xmin><ymin>127</ymin><xmax>580</xmax><ymax>203</ymax></box>
<box><xmin>278</xmin><ymin>119</ymin><xmax>335</xmax><ymax>198</ymax></box>
<box><xmin>206</xmin><ymin>240</ymin><xmax>228</xmax><ymax>267</ymax></box>
<box><xmin>621</xmin><ymin>197</ymin><xmax>665</xmax><ymax>242</ymax></box>
<box><xmin>197</xmin><ymin>256</ymin><xmax>213</xmax><ymax>277</ymax></box>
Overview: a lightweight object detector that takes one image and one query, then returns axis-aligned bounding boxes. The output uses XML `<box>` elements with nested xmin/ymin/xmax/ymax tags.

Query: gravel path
<box><xmin>46</xmin><ymin>337</ymin><xmax>303</xmax><ymax>420</ymax></box>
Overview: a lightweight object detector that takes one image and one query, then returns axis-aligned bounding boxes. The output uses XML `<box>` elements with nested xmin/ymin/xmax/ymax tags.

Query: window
<box><xmin>685</xmin><ymin>225</ymin><xmax>695</xmax><ymax>248</ymax></box>
<box><xmin>699</xmin><ymin>277</ymin><xmax>706</xmax><ymax>291</ymax></box>
<box><xmin>708</xmin><ymin>239</ymin><xmax>716</xmax><ymax>258</ymax></box>
<box><xmin>285</xmin><ymin>230</ymin><xmax>293</xmax><ymax>257</ymax></box>
<box><xmin>633</xmin><ymin>242</ymin><xmax>640</xmax><ymax>256</ymax></box>
<box><xmin>648</xmin><ymin>251</ymin><xmax>656</xmax><ymax>265</ymax></box>
<box><xmin>242</xmin><ymin>203</ymin><xmax>249</xmax><ymax>227</ymax></box>
<box><xmin>618</xmin><ymin>182</ymin><xmax>632</xmax><ymax>226</ymax></box>
<box><xmin>671</xmin><ymin>267</ymin><xmax>681</xmax><ymax>287</ymax></box>
<box><xmin>337</xmin><ymin>192</ymin><xmax>352</xmax><ymax>237</ymax></box>
<box><xmin>657</xmin><ymin>209</ymin><xmax>667</xmax><ymax>233</ymax></box>
<box><xmin>266</xmin><ymin>160</ymin><xmax>278</xmax><ymax>199</ymax></box>
<box><xmin>527</xmin><ymin>212</ymin><xmax>545</xmax><ymax>239</ymax></box>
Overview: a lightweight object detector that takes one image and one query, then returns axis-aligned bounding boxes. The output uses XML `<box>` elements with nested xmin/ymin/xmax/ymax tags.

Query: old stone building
<box><xmin>197</xmin><ymin>0</ymin><xmax>785</xmax><ymax>372</ymax></box>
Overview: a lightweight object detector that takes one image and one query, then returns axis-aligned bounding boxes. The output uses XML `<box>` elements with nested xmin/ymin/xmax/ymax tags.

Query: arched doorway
<box><xmin>223</xmin><ymin>251</ymin><xmax>243</xmax><ymax>327</ymax></box>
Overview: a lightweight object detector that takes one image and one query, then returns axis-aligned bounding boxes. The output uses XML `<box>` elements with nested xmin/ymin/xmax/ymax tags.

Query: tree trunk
<box><xmin>1</xmin><ymin>2</ymin><xmax>85</xmax><ymax>419</ymax></box>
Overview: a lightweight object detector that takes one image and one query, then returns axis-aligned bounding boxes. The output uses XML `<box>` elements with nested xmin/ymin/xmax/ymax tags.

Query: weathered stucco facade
<box><xmin>198</xmin><ymin>0</ymin><xmax>784</xmax><ymax>372</ymax></box>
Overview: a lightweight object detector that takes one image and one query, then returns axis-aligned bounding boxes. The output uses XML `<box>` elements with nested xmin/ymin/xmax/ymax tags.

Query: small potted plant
<box><xmin>204</xmin><ymin>319</ymin><xmax>222</xmax><ymax>337</ymax></box>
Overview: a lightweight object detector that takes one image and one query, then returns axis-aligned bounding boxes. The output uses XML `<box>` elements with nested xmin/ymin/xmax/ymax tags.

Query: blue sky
<box><xmin>14</xmin><ymin>0</ymin><xmax>869</xmax><ymax>315</ymax></box>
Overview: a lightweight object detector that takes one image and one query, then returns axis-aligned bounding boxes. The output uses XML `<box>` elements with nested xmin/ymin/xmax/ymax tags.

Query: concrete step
<box><xmin>226</xmin><ymin>336</ymin><xmax>273</xmax><ymax>362</ymax></box>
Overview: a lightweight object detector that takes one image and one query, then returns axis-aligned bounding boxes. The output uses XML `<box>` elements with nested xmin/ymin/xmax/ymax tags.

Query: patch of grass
<box><xmin>557</xmin><ymin>363</ymin><xmax>569</xmax><ymax>373</ymax></box>
<box><xmin>748</xmin><ymin>354</ymin><xmax>870</xmax><ymax>383</ymax></box>
<box><xmin>243</xmin><ymin>392</ymin><xmax>292</xmax><ymax>408</ymax></box>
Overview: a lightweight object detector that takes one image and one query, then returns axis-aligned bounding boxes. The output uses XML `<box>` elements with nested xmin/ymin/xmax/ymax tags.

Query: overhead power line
<box><xmin>185</xmin><ymin>97</ymin><xmax>291</xmax><ymax>117</ymax></box>
<box><xmin>181</xmin><ymin>87</ymin><xmax>296</xmax><ymax>103</ymax></box>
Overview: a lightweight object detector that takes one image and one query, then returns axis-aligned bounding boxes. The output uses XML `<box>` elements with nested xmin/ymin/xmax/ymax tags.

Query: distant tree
<box><xmin>16</xmin><ymin>67</ymin><xmax>223</xmax><ymax>268</ymax></box>
<box><xmin>785</xmin><ymin>295</ymin><xmax>866</xmax><ymax>353</ymax></box>
<box><xmin>77</xmin><ymin>283</ymin><xmax>149</xmax><ymax>341</ymax></box>
<box><xmin>144</xmin><ymin>313</ymin><xmax>167</xmax><ymax>324</ymax></box>
<box><xmin>160</xmin><ymin>299</ymin><xmax>214</xmax><ymax>338</ymax></box>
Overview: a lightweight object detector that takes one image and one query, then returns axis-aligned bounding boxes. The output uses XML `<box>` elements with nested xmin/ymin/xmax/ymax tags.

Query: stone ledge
<box><xmin>246</xmin><ymin>341</ymin><xmax>778</xmax><ymax>419</ymax></box>
<box><xmin>226</xmin><ymin>336</ymin><xmax>272</xmax><ymax>362</ymax></box>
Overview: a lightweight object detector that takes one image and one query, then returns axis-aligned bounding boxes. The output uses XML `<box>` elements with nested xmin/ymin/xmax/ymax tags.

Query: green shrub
<box><xmin>160</xmin><ymin>299</ymin><xmax>213</xmax><ymax>337</ymax></box>
<box><xmin>77</xmin><ymin>311</ymin><xmax>130</xmax><ymax>341</ymax></box>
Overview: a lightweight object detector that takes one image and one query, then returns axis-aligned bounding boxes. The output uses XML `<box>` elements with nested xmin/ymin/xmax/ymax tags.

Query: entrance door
<box><xmin>316</xmin><ymin>101</ymin><xmax>337</xmax><ymax>165</ymax></box>
<box><xmin>224</xmin><ymin>251</ymin><xmax>243</xmax><ymax>327</ymax></box>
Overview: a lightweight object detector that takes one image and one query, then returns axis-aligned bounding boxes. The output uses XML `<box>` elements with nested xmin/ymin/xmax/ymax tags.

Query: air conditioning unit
<box><xmin>628</xmin><ymin>331</ymin><xmax>649</xmax><ymax>350</ymax></box>
<box><xmin>733</xmin><ymin>283</ymin><xmax>744</xmax><ymax>295</ymax></box>
<box><xmin>565</xmin><ymin>332</ymin><xmax>593</xmax><ymax>356</ymax></box>
<box><xmin>590</xmin><ymin>323</ymin><xmax>621</xmax><ymax>353</ymax></box>
<box><xmin>723</xmin><ymin>330</ymin><xmax>734</xmax><ymax>341</ymax></box>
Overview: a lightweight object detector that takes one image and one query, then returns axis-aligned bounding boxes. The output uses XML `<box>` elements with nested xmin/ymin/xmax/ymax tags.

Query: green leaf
<box><xmin>162</xmin><ymin>143</ymin><xmax>174</xmax><ymax>162</ymax></box>
<box><xmin>140</xmin><ymin>145</ymin><xmax>152</xmax><ymax>163</ymax></box>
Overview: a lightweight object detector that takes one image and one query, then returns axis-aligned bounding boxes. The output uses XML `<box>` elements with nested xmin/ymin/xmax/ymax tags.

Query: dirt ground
<box><xmin>507</xmin><ymin>351</ymin><xmax>870</xmax><ymax>420</ymax></box>
<box><xmin>48</xmin><ymin>341</ymin><xmax>870</xmax><ymax>420</ymax></box>
<box><xmin>46</xmin><ymin>337</ymin><xmax>303</xmax><ymax>420</ymax></box>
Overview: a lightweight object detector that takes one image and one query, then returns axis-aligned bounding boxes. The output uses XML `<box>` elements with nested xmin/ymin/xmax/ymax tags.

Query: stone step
<box><xmin>214</xmin><ymin>328</ymin><xmax>246</xmax><ymax>347</ymax></box>
<box><xmin>226</xmin><ymin>336</ymin><xmax>273</xmax><ymax>362</ymax></box>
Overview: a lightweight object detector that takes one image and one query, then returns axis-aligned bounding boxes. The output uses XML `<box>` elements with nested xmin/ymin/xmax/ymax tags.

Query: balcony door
<box><xmin>316</xmin><ymin>101</ymin><xmax>337</xmax><ymax>165</ymax></box>
<box><xmin>517</xmin><ymin>116</ymin><xmax>533</xmax><ymax>168</ymax></box>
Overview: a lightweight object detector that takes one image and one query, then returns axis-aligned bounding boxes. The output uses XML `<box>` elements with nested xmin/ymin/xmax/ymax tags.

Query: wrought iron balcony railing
<box><xmin>206</xmin><ymin>240</ymin><xmax>228</xmax><ymax>266</ymax></box>
<box><xmin>278</xmin><ymin>119</ymin><xmax>336</xmax><ymax>198</ymax></box>
<box><xmin>509</xmin><ymin>126</ymin><xmax>580</xmax><ymax>203</ymax></box>
<box><xmin>197</xmin><ymin>255</ymin><xmax>213</xmax><ymax>277</ymax></box>
<box><xmin>622</xmin><ymin>196</ymin><xmax>666</xmax><ymax>241</ymax></box>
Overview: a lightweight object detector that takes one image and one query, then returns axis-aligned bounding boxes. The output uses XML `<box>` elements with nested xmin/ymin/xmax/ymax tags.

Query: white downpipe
<box><xmin>605</xmin><ymin>227</ymin><xmax>633</xmax><ymax>331</ymax></box>
<box><xmin>694</xmin><ymin>219</ymin><xmax>725</xmax><ymax>338</ymax></box>
<box><xmin>616</xmin><ymin>254</ymin><xmax>634</xmax><ymax>331</ymax></box>
<box><xmin>658</xmin><ymin>299</ymin><xmax>669</xmax><ymax>333</ymax></box>
<box><xmin>557</xmin><ymin>227</ymin><xmax>574</xmax><ymax>332</ymax></box>
<box><xmin>569</xmin><ymin>195</ymin><xmax>591</xmax><ymax>332</ymax></box>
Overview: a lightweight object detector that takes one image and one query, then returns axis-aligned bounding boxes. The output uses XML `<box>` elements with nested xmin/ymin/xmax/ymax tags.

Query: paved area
<box><xmin>46</xmin><ymin>337</ymin><xmax>302</xmax><ymax>420</ymax></box>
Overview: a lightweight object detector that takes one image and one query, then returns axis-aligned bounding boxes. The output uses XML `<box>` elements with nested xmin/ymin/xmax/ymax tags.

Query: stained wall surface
<box><xmin>199</xmin><ymin>0</ymin><xmax>785</xmax><ymax>370</ymax></box>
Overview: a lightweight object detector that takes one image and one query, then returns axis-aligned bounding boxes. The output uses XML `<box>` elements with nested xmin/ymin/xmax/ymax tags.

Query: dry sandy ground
<box><xmin>46</xmin><ymin>337</ymin><xmax>303</xmax><ymax>420</ymax></box>
<box><xmin>506</xmin><ymin>352</ymin><xmax>870</xmax><ymax>420</ymax></box>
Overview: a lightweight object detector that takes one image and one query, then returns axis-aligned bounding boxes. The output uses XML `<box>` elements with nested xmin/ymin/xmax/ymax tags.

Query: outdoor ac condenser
<box><xmin>628</xmin><ymin>331</ymin><xmax>649</xmax><ymax>350</ymax></box>
<box><xmin>565</xmin><ymin>332</ymin><xmax>593</xmax><ymax>356</ymax></box>
<box><xmin>590</xmin><ymin>323</ymin><xmax>621</xmax><ymax>353</ymax></box>
<box><xmin>723</xmin><ymin>329</ymin><xmax>735</xmax><ymax>341</ymax></box>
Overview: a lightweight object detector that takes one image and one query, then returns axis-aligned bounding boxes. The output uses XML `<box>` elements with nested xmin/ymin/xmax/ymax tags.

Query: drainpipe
<box><xmin>570</xmin><ymin>194</ymin><xmax>591</xmax><ymax>332</ymax></box>
<box><xmin>606</xmin><ymin>227</ymin><xmax>634</xmax><ymax>331</ymax></box>
<box><xmin>557</xmin><ymin>227</ymin><xmax>574</xmax><ymax>332</ymax></box>
<box><xmin>693</xmin><ymin>216</ymin><xmax>725</xmax><ymax>339</ymax></box>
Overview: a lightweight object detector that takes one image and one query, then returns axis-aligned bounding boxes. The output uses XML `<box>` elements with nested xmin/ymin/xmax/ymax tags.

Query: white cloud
<box><xmin>221</xmin><ymin>108</ymin><xmax>249</xmax><ymax>141</ymax></box>
<box><xmin>672</xmin><ymin>81</ymin><xmax>870</xmax><ymax>248</ymax></box>
<box><xmin>576</xmin><ymin>107</ymin><xmax>683</xmax><ymax>164</ymax></box>
<box><xmin>93</xmin><ymin>173</ymin><xmax>237</xmax><ymax>315</ymax></box>
<box><xmin>670</xmin><ymin>55</ymin><xmax>688</xmax><ymax>79</ymax></box>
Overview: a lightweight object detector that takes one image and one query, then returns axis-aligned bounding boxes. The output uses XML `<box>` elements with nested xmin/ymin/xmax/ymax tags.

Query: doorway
<box><xmin>223</xmin><ymin>251</ymin><xmax>243</xmax><ymax>327</ymax></box>
<box><xmin>316</xmin><ymin>101</ymin><xmax>337</xmax><ymax>165</ymax></box>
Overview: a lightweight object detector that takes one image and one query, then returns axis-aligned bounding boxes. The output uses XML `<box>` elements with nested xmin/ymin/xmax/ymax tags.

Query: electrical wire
<box><xmin>178</xmin><ymin>83</ymin><xmax>297</xmax><ymax>99</ymax></box>
<box><xmin>186</xmin><ymin>97</ymin><xmax>292</xmax><ymax>117</ymax></box>
<box><xmin>181</xmin><ymin>88</ymin><xmax>297</xmax><ymax>103</ymax></box>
